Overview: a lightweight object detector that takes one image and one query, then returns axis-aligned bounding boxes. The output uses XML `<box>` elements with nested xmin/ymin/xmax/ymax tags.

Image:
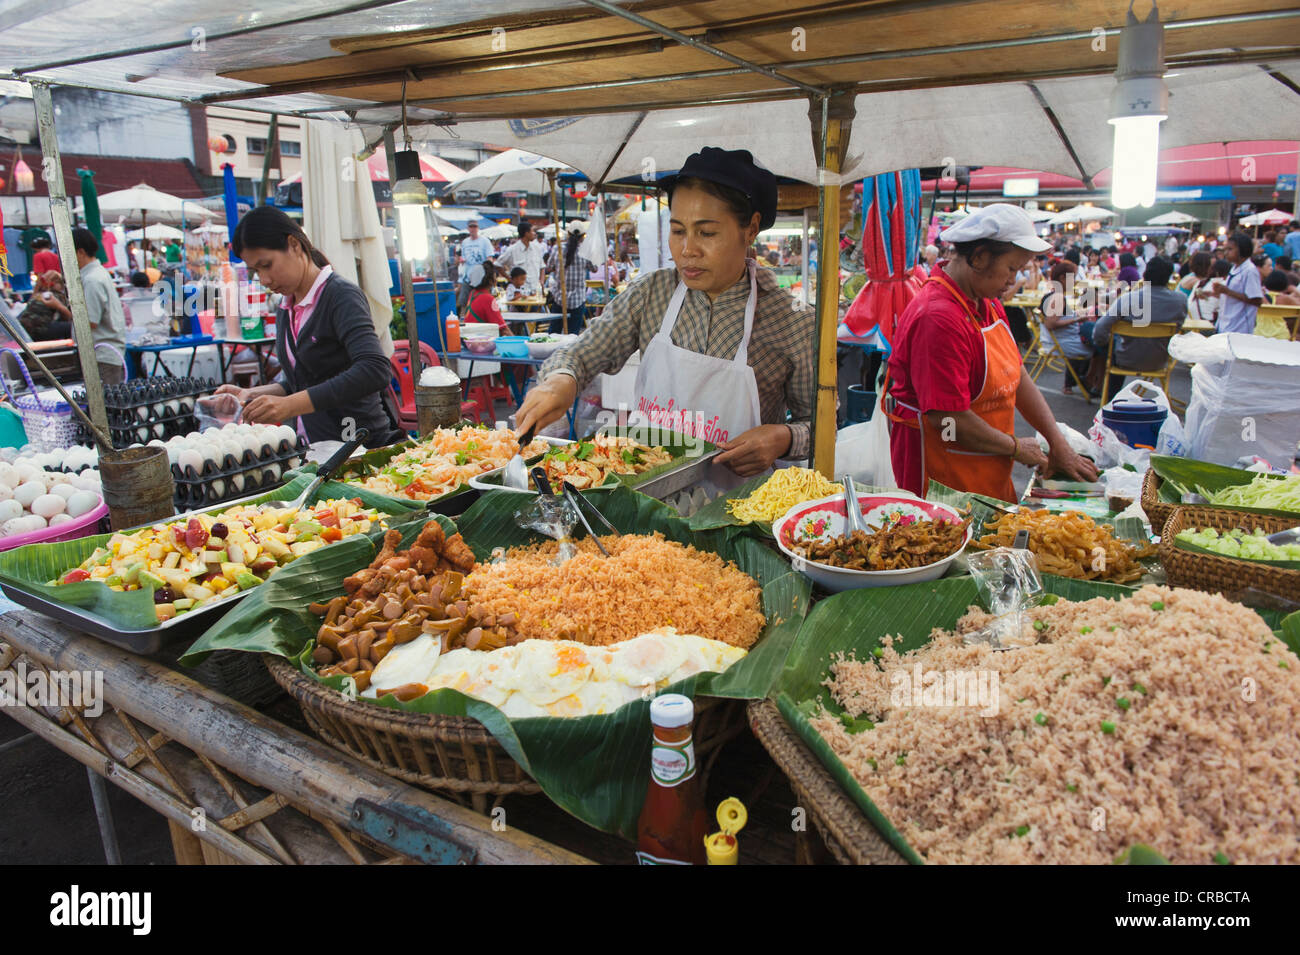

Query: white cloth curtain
<box><xmin>302</xmin><ymin>119</ymin><xmax>395</xmax><ymax>357</ymax></box>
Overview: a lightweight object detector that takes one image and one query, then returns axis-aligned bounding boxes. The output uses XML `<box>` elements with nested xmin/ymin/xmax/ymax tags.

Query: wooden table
<box><xmin>0</xmin><ymin>607</ymin><xmax>589</xmax><ymax>865</ymax></box>
<box><xmin>500</xmin><ymin>312</ymin><xmax>563</xmax><ymax>334</ymax></box>
<box><xmin>1183</xmin><ymin>317</ymin><xmax>1215</xmax><ymax>334</ymax></box>
<box><xmin>498</xmin><ymin>294</ymin><xmax>546</xmax><ymax>311</ymax></box>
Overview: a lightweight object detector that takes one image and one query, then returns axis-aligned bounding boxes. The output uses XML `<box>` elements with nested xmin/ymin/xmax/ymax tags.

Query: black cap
<box><xmin>661</xmin><ymin>147</ymin><xmax>778</xmax><ymax>230</ymax></box>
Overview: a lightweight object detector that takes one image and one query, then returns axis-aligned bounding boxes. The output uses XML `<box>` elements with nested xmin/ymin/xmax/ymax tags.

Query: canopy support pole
<box><xmin>1025</xmin><ymin>82</ymin><xmax>1094</xmax><ymax>190</ymax></box>
<box><xmin>382</xmin><ymin>128</ymin><xmax>421</xmax><ymax>375</ymax></box>
<box><xmin>547</xmin><ymin>169</ymin><xmax>566</xmax><ymax>334</ymax></box>
<box><xmin>800</xmin><ymin>207</ymin><xmax>811</xmax><ymax>309</ymax></box>
<box><xmin>30</xmin><ymin>80</ymin><xmax>109</xmax><ymax>437</ymax></box>
<box><xmin>257</xmin><ymin>114</ymin><xmax>280</xmax><ymax>208</ymax></box>
<box><xmin>810</xmin><ymin>92</ymin><xmax>855</xmax><ymax>478</ymax></box>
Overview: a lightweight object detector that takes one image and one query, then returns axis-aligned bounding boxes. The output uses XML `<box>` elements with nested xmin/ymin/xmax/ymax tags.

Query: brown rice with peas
<box><xmin>811</xmin><ymin>585</ymin><xmax>1300</xmax><ymax>864</ymax></box>
<box><xmin>464</xmin><ymin>533</ymin><xmax>765</xmax><ymax>648</ymax></box>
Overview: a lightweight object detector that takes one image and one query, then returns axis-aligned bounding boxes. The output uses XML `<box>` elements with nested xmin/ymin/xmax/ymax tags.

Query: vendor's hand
<box><xmin>1012</xmin><ymin>436</ymin><xmax>1049</xmax><ymax>471</ymax></box>
<box><xmin>715</xmin><ymin>424</ymin><xmax>792</xmax><ymax>477</ymax></box>
<box><xmin>215</xmin><ymin>383</ymin><xmax>253</xmax><ymax>404</ymax></box>
<box><xmin>514</xmin><ymin>374</ymin><xmax>577</xmax><ymax>437</ymax></box>
<box><xmin>241</xmin><ymin>394</ymin><xmax>295</xmax><ymax>425</ymax></box>
<box><xmin>1043</xmin><ymin>442</ymin><xmax>1099</xmax><ymax>483</ymax></box>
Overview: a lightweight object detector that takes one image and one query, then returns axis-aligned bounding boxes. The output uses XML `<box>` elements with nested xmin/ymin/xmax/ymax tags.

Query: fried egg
<box><xmin>370</xmin><ymin>632</ymin><xmax>442</xmax><ymax>692</ymax></box>
<box><xmin>427</xmin><ymin>647</ymin><xmax>515</xmax><ymax>707</ymax></box>
<box><xmin>508</xmin><ymin>641</ymin><xmax>594</xmax><ymax>705</ymax></box>
<box><xmin>607</xmin><ymin>630</ymin><xmax>689</xmax><ymax>690</ymax></box>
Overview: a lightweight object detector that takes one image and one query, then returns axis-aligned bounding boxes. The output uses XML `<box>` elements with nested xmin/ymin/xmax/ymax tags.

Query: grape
<box><xmin>209</xmin><ymin>522</ymin><xmax>228</xmax><ymax>539</ymax></box>
<box><xmin>153</xmin><ymin>586</ymin><xmax>177</xmax><ymax>604</ymax></box>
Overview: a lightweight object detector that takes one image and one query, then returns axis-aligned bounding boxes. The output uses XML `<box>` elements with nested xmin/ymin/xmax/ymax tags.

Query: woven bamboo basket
<box><xmin>1141</xmin><ymin>468</ymin><xmax>1176</xmax><ymax>533</ymax></box>
<box><xmin>266</xmin><ymin>654</ymin><xmax>746</xmax><ymax>814</ymax></box>
<box><xmin>747</xmin><ymin>700</ymin><xmax>908</xmax><ymax>865</ymax></box>
<box><xmin>1159</xmin><ymin>508</ymin><xmax>1300</xmax><ymax>602</ymax></box>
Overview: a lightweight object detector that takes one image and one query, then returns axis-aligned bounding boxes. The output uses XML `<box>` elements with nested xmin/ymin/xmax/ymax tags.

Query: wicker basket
<box><xmin>1159</xmin><ymin>508</ymin><xmax>1300</xmax><ymax>602</ymax></box>
<box><xmin>266</xmin><ymin>654</ymin><xmax>747</xmax><ymax>815</ymax></box>
<box><xmin>747</xmin><ymin>699</ymin><xmax>908</xmax><ymax>865</ymax></box>
<box><xmin>1141</xmin><ymin>468</ymin><xmax>1175</xmax><ymax>534</ymax></box>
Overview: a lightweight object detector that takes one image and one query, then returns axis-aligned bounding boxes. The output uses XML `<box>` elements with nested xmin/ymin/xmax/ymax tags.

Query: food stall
<box><xmin>0</xmin><ymin>1</ymin><xmax>1298</xmax><ymax>867</ymax></box>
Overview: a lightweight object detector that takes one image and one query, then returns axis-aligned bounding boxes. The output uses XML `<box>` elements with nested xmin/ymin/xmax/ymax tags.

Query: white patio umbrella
<box><xmin>1025</xmin><ymin>208</ymin><xmax>1057</xmax><ymax>221</ymax></box>
<box><xmin>443</xmin><ymin>148</ymin><xmax>574</xmax><ymax>197</ymax></box>
<box><xmin>1047</xmin><ymin>204</ymin><xmax>1116</xmax><ymax>225</ymax></box>
<box><xmin>539</xmin><ymin>220</ymin><xmax>587</xmax><ymax>235</ymax></box>
<box><xmin>125</xmin><ymin>223</ymin><xmax>185</xmax><ymax>242</ymax></box>
<box><xmin>481</xmin><ymin>223</ymin><xmax>517</xmax><ymax>241</ymax></box>
<box><xmin>1146</xmin><ymin>211</ymin><xmax>1199</xmax><ymax>225</ymax></box>
<box><xmin>80</xmin><ymin>182</ymin><xmax>215</xmax><ymax>229</ymax></box>
<box><xmin>194</xmin><ymin>221</ymin><xmax>228</xmax><ymax>236</ymax></box>
<box><xmin>1238</xmin><ymin>208</ymin><xmax>1294</xmax><ymax>227</ymax></box>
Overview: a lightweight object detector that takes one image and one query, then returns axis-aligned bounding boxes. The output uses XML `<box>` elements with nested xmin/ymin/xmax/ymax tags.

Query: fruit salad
<box><xmin>56</xmin><ymin>498</ymin><xmax>386</xmax><ymax>622</ymax></box>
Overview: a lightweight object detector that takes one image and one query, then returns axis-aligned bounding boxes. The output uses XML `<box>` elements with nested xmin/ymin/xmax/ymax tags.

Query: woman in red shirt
<box><xmin>886</xmin><ymin>204</ymin><xmax>1098</xmax><ymax>502</ymax></box>
<box><xmin>462</xmin><ymin>262</ymin><xmax>506</xmax><ymax>328</ymax></box>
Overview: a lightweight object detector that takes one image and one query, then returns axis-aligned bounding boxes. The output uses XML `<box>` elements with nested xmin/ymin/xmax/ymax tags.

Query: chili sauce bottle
<box><xmin>636</xmin><ymin>694</ymin><xmax>708</xmax><ymax>865</ymax></box>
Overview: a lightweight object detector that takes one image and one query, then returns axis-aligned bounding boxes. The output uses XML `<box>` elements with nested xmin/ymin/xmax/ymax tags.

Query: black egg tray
<box><xmin>102</xmin><ymin>377</ymin><xmax>215</xmax><ymax>411</ymax></box>
<box><xmin>105</xmin><ymin>403</ymin><xmax>205</xmax><ymax>429</ymax></box>
<box><xmin>170</xmin><ymin>435</ymin><xmax>311</xmax><ymax>510</ymax></box>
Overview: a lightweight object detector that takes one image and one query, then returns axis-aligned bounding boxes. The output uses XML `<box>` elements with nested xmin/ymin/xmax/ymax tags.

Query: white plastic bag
<box><xmin>1155</xmin><ymin>414</ymin><xmax>1187</xmax><ymax>457</ymax></box>
<box><xmin>834</xmin><ymin>409</ymin><xmax>896</xmax><ymax>489</ymax></box>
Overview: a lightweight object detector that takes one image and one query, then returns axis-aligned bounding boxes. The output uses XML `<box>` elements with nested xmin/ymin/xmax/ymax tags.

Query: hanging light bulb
<box><xmin>392</xmin><ymin>148</ymin><xmax>430</xmax><ymax>262</ymax></box>
<box><xmin>1109</xmin><ymin>3</ymin><xmax>1167</xmax><ymax>209</ymax></box>
<box><xmin>14</xmin><ymin>158</ymin><xmax>35</xmax><ymax>193</ymax></box>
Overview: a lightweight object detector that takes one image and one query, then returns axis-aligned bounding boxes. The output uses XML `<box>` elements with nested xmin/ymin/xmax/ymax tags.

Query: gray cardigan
<box><xmin>274</xmin><ymin>273</ymin><xmax>402</xmax><ymax>447</ymax></box>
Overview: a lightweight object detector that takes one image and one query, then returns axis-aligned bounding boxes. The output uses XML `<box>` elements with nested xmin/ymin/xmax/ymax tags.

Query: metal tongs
<box><xmin>561</xmin><ymin>480</ymin><xmax>619</xmax><ymax>555</ymax></box>
<box><xmin>503</xmin><ymin>423</ymin><xmax>538</xmax><ymax>490</ymax></box>
<box><xmin>842</xmin><ymin>475</ymin><xmax>870</xmax><ymax>535</ymax></box>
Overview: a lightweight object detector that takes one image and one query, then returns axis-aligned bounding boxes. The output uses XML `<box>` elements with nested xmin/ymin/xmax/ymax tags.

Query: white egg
<box><xmin>0</xmin><ymin>448</ymin><xmax>16</xmax><ymax>463</ymax></box>
<box><xmin>13</xmin><ymin>481</ymin><xmax>45</xmax><ymax>509</ymax></box>
<box><xmin>48</xmin><ymin>513</ymin><xmax>75</xmax><ymax>527</ymax></box>
<box><xmin>83</xmin><ymin>468</ymin><xmax>100</xmax><ymax>483</ymax></box>
<box><xmin>31</xmin><ymin>494</ymin><xmax>66</xmax><ymax>519</ymax></box>
<box><xmin>168</xmin><ymin>434</ymin><xmax>187</xmax><ymax>447</ymax></box>
<box><xmin>148</xmin><ymin>439</ymin><xmax>166</xmax><ymax>449</ymax></box>
<box><xmin>178</xmin><ymin>449</ymin><xmax>204</xmax><ymax>474</ymax></box>
<box><xmin>165</xmin><ymin>445</ymin><xmax>181</xmax><ymax>466</ymax></box>
<box><xmin>49</xmin><ymin>482</ymin><xmax>79</xmax><ymax>501</ymax></box>
<box><xmin>210</xmin><ymin>478</ymin><xmax>226</xmax><ymax>499</ymax></box>
<box><xmin>0</xmin><ymin>463</ymin><xmax>16</xmax><ymax>486</ymax></box>
<box><xmin>286</xmin><ymin>457</ymin><xmax>301</xmax><ymax>471</ymax></box>
<box><xmin>13</xmin><ymin>463</ymin><xmax>40</xmax><ymax>485</ymax></box>
<box><xmin>18</xmin><ymin>444</ymin><xmax>34</xmax><ymax>454</ymax></box>
<box><xmin>0</xmin><ymin>499</ymin><xmax>22</xmax><ymax>522</ymax></box>
<box><xmin>66</xmin><ymin>491</ymin><xmax>100</xmax><ymax>519</ymax></box>
<box><xmin>202</xmin><ymin>426</ymin><xmax>222</xmax><ymax>439</ymax></box>
<box><xmin>16</xmin><ymin>514</ymin><xmax>46</xmax><ymax>531</ymax></box>
<box><xmin>2</xmin><ymin>517</ymin><xmax>29</xmax><ymax>537</ymax></box>
<box><xmin>74</xmin><ymin>475</ymin><xmax>100</xmax><ymax>493</ymax></box>
<box><xmin>230</xmin><ymin>472</ymin><xmax>246</xmax><ymax>494</ymax></box>
<box><xmin>0</xmin><ymin>485</ymin><xmax>11</xmax><ymax>502</ymax></box>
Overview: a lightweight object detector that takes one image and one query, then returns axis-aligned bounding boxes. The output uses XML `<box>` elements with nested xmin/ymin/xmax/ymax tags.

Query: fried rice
<box><xmin>811</xmin><ymin>585</ymin><xmax>1300</xmax><ymax>864</ymax></box>
<box><xmin>464</xmin><ymin>532</ymin><xmax>765</xmax><ymax>648</ymax></box>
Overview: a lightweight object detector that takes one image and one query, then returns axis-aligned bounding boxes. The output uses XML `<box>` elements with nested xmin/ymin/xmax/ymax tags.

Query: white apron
<box><xmin>631</xmin><ymin>259</ymin><xmax>764</xmax><ymax>494</ymax></box>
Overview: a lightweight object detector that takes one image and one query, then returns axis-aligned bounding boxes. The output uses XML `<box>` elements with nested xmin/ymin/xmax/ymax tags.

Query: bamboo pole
<box><xmin>810</xmin><ymin>93</ymin><xmax>854</xmax><ymax>477</ymax></box>
<box><xmin>547</xmin><ymin>168</ymin><xmax>566</xmax><ymax>333</ymax></box>
<box><xmin>383</xmin><ymin>129</ymin><xmax>422</xmax><ymax>372</ymax></box>
<box><xmin>30</xmin><ymin>80</ymin><xmax>109</xmax><ymax>437</ymax></box>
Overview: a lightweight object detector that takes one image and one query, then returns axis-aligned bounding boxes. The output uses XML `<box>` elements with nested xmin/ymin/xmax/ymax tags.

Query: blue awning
<box><xmin>1153</xmin><ymin>186</ymin><xmax>1233</xmax><ymax>201</ymax></box>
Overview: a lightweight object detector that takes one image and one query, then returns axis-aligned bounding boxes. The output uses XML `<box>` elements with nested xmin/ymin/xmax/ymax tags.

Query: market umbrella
<box><xmin>1238</xmin><ymin>208</ymin><xmax>1293</xmax><ymax>227</ymax></box>
<box><xmin>842</xmin><ymin>169</ymin><xmax>926</xmax><ymax>344</ymax></box>
<box><xmin>279</xmin><ymin>146</ymin><xmax>463</xmax><ymax>187</ymax></box>
<box><xmin>443</xmin><ymin>148</ymin><xmax>575</xmax><ymax>198</ymax></box>
<box><xmin>222</xmin><ymin>164</ymin><xmax>241</xmax><ymax>263</ymax></box>
<box><xmin>78</xmin><ymin>182</ymin><xmax>214</xmax><ymax>226</ymax></box>
<box><xmin>77</xmin><ymin>169</ymin><xmax>107</xmax><ymax>264</ymax></box>
<box><xmin>125</xmin><ymin>224</ymin><xmax>185</xmax><ymax>241</ymax></box>
<box><xmin>480</xmin><ymin>223</ymin><xmax>517</xmax><ymax>241</ymax></box>
<box><xmin>1146</xmin><ymin>211</ymin><xmax>1198</xmax><ymax>225</ymax></box>
<box><xmin>1047</xmin><ymin>204</ymin><xmax>1116</xmax><ymax>226</ymax></box>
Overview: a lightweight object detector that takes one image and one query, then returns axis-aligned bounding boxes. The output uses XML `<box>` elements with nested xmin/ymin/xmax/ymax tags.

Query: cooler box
<box><xmin>411</xmin><ymin>281</ymin><xmax>459</xmax><ymax>355</ymax></box>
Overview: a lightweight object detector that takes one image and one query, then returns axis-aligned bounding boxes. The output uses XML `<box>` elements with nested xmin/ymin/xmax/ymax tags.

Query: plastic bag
<box><xmin>1155</xmin><ymin>413</ymin><xmax>1187</xmax><ymax>457</ymax></box>
<box><xmin>1036</xmin><ymin>423</ymin><xmax>1094</xmax><ymax>461</ymax></box>
<box><xmin>514</xmin><ymin>494</ymin><xmax>580</xmax><ymax>564</ymax></box>
<box><xmin>195</xmin><ymin>393</ymin><xmax>242</xmax><ymax>430</ymax></box>
<box><xmin>964</xmin><ymin>547</ymin><xmax>1044</xmax><ymax>650</ymax></box>
<box><xmin>834</xmin><ymin>409</ymin><xmax>896</xmax><ymax>489</ymax></box>
<box><xmin>1087</xmin><ymin>379</ymin><xmax>1171</xmax><ymax>468</ymax></box>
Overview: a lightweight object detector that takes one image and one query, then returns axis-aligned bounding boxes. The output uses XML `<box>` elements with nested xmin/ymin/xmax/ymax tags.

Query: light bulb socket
<box><xmin>393</xmin><ymin>149</ymin><xmax>422</xmax><ymax>183</ymax></box>
<box><xmin>1111</xmin><ymin>3</ymin><xmax>1168</xmax><ymax>119</ymax></box>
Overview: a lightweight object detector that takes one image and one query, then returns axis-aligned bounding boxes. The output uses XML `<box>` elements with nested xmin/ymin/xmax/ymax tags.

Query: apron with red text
<box><xmin>631</xmin><ymin>259</ymin><xmax>763</xmax><ymax>493</ymax></box>
<box><xmin>886</xmin><ymin>271</ymin><xmax>1021</xmax><ymax>502</ymax></box>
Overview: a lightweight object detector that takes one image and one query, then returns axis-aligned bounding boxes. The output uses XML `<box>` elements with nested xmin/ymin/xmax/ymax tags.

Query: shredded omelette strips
<box><xmin>727</xmin><ymin>467</ymin><xmax>842</xmax><ymax>523</ymax></box>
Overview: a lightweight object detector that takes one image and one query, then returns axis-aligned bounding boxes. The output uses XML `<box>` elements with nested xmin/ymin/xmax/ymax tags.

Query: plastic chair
<box><xmin>388</xmin><ymin>350</ymin><xmax>483</xmax><ymax>428</ymax></box>
<box><xmin>1100</xmin><ymin>321</ymin><xmax>1180</xmax><ymax>406</ymax></box>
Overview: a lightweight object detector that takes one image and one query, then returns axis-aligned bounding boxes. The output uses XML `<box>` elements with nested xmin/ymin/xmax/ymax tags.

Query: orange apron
<box><xmin>885</xmin><ymin>272</ymin><xmax>1021</xmax><ymax>502</ymax></box>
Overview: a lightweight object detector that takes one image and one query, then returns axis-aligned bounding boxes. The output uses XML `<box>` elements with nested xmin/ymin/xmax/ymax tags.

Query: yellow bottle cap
<box><xmin>704</xmin><ymin>797</ymin><xmax>748</xmax><ymax>865</ymax></box>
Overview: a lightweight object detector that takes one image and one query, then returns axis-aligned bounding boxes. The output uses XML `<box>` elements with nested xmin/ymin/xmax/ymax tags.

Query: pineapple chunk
<box><xmin>181</xmin><ymin>582</ymin><xmax>216</xmax><ymax>602</ymax></box>
<box><xmin>289</xmin><ymin>540</ymin><xmax>323</xmax><ymax>557</ymax></box>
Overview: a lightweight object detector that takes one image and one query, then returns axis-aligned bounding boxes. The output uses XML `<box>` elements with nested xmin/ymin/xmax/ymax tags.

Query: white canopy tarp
<box><xmin>301</xmin><ymin>118</ymin><xmax>395</xmax><ymax>358</ymax></box>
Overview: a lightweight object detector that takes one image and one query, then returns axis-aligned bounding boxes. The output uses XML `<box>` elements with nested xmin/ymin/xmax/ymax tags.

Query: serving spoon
<box><xmin>503</xmin><ymin>423</ymin><xmax>538</xmax><ymax>491</ymax></box>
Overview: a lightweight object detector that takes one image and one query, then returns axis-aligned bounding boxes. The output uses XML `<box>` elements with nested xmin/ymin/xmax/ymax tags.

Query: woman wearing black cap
<box><xmin>515</xmin><ymin>147</ymin><xmax>813</xmax><ymax>480</ymax></box>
